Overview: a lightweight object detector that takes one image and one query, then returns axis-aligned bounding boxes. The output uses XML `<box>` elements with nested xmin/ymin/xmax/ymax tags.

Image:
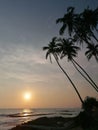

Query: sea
<box><xmin>0</xmin><ymin>108</ymin><xmax>82</xmax><ymax>130</ymax></box>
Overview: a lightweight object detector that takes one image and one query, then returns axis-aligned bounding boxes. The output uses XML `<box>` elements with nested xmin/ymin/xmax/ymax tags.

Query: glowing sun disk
<box><xmin>24</xmin><ymin>92</ymin><xmax>31</xmax><ymax>101</ymax></box>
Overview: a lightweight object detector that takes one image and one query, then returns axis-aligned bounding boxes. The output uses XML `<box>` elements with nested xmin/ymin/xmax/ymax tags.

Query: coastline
<box><xmin>10</xmin><ymin>116</ymin><xmax>83</xmax><ymax>130</ymax></box>
<box><xmin>9</xmin><ymin>110</ymin><xmax>98</xmax><ymax>130</ymax></box>
<box><xmin>0</xmin><ymin>108</ymin><xmax>81</xmax><ymax>130</ymax></box>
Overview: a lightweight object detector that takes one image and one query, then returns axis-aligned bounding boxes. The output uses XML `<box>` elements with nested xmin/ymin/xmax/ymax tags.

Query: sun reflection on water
<box><xmin>21</xmin><ymin>109</ymin><xmax>33</xmax><ymax>123</ymax></box>
<box><xmin>22</xmin><ymin>109</ymin><xmax>32</xmax><ymax>116</ymax></box>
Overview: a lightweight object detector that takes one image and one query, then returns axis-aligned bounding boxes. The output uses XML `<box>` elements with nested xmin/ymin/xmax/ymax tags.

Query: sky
<box><xmin>0</xmin><ymin>0</ymin><xmax>98</xmax><ymax>108</ymax></box>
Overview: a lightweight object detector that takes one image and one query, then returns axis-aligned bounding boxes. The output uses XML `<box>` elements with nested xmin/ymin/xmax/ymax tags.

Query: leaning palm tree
<box><xmin>43</xmin><ymin>37</ymin><xmax>84</xmax><ymax>104</ymax></box>
<box><xmin>56</xmin><ymin>7</ymin><xmax>98</xmax><ymax>44</ymax></box>
<box><xmin>73</xmin><ymin>7</ymin><xmax>98</xmax><ymax>48</ymax></box>
<box><xmin>57</xmin><ymin>38</ymin><xmax>98</xmax><ymax>92</ymax></box>
<box><xmin>56</xmin><ymin>7</ymin><xmax>98</xmax><ymax>91</ymax></box>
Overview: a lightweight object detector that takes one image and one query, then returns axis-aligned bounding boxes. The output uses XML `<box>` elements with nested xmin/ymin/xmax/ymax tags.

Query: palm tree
<box><xmin>73</xmin><ymin>7</ymin><xmax>98</xmax><ymax>46</ymax></box>
<box><xmin>57</xmin><ymin>38</ymin><xmax>79</xmax><ymax>61</ymax></box>
<box><xmin>56</xmin><ymin>7</ymin><xmax>98</xmax><ymax>55</ymax></box>
<box><xmin>43</xmin><ymin>37</ymin><xmax>84</xmax><ymax>104</ymax></box>
<box><xmin>57</xmin><ymin>38</ymin><xmax>98</xmax><ymax>92</ymax></box>
<box><xmin>85</xmin><ymin>43</ymin><xmax>98</xmax><ymax>62</ymax></box>
<box><xmin>56</xmin><ymin>7</ymin><xmax>98</xmax><ymax>91</ymax></box>
<box><xmin>81</xmin><ymin>7</ymin><xmax>98</xmax><ymax>42</ymax></box>
<box><xmin>56</xmin><ymin>7</ymin><xmax>77</xmax><ymax>36</ymax></box>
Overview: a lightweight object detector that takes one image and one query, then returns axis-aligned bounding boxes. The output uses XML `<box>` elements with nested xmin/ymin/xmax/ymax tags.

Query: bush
<box><xmin>82</xmin><ymin>96</ymin><xmax>98</xmax><ymax>112</ymax></box>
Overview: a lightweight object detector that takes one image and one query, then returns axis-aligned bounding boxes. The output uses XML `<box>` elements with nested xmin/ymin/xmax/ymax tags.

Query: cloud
<box><xmin>0</xmin><ymin>43</ymin><xmax>64</xmax><ymax>85</ymax></box>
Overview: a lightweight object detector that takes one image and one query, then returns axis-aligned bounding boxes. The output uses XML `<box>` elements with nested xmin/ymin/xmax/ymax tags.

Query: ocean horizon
<box><xmin>0</xmin><ymin>108</ymin><xmax>81</xmax><ymax>130</ymax></box>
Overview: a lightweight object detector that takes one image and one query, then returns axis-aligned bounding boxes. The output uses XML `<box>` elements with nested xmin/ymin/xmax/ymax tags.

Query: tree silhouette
<box><xmin>43</xmin><ymin>37</ymin><xmax>83</xmax><ymax>104</ymax></box>
<box><xmin>82</xmin><ymin>96</ymin><xmax>98</xmax><ymax>112</ymax></box>
<box><xmin>85</xmin><ymin>43</ymin><xmax>98</xmax><ymax>62</ymax></box>
<box><xmin>42</xmin><ymin>6</ymin><xmax>98</xmax><ymax>110</ymax></box>
<box><xmin>56</xmin><ymin>7</ymin><xmax>98</xmax><ymax>92</ymax></box>
<box><xmin>56</xmin><ymin>7</ymin><xmax>98</xmax><ymax>53</ymax></box>
<box><xmin>56</xmin><ymin>7</ymin><xmax>76</xmax><ymax>36</ymax></box>
<box><xmin>57</xmin><ymin>38</ymin><xmax>98</xmax><ymax>92</ymax></box>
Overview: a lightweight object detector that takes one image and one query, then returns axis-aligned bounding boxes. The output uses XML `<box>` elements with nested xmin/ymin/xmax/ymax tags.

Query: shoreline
<box><xmin>10</xmin><ymin>116</ymin><xmax>83</xmax><ymax>130</ymax></box>
<box><xmin>9</xmin><ymin>108</ymin><xmax>98</xmax><ymax>130</ymax></box>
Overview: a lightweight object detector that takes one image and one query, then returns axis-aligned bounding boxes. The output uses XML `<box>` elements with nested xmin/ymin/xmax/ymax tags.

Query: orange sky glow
<box><xmin>0</xmin><ymin>0</ymin><xmax>98</xmax><ymax>108</ymax></box>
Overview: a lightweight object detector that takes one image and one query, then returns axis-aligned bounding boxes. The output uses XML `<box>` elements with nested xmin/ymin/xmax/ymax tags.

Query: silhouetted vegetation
<box><xmin>56</xmin><ymin>7</ymin><xmax>98</xmax><ymax>92</ymax></box>
<box><xmin>43</xmin><ymin>37</ymin><xmax>83</xmax><ymax>104</ymax></box>
<box><xmin>43</xmin><ymin>6</ymin><xmax>98</xmax><ymax>129</ymax></box>
<box><xmin>43</xmin><ymin>6</ymin><xmax>98</xmax><ymax>101</ymax></box>
<box><xmin>76</xmin><ymin>96</ymin><xmax>98</xmax><ymax>129</ymax></box>
<box><xmin>82</xmin><ymin>96</ymin><xmax>98</xmax><ymax>111</ymax></box>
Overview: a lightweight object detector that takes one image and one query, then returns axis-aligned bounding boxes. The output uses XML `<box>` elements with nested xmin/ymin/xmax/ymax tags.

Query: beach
<box><xmin>9</xmin><ymin>108</ymin><xmax>98</xmax><ymax>130</ymax></box>
<box><xmin>1</xmin><ymin>108</ymin><xmax>97</xmax><ymax>130</ymax></box>
<box><xmin>0</xmin><ymin>108</ymin><xmax>81</xmax><ymax>130</ymax></box>
<box><xmin>10</xmin><ymin>116</ymin><xmax>83</xmax><ymax>130</ymax></box>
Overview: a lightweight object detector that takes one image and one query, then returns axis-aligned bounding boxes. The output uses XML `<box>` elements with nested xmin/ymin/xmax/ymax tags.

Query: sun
<box><xmin>24</xmin><ymin>92</ymin><xmax>31</xmax><ymax>101</ymax></box>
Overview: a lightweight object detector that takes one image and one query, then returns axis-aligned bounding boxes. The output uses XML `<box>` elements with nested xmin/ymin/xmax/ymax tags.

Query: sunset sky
<box><xmin>0</xmin><ymin>0</ymin><xmax>98</xmax><ymax>108</ymax></box>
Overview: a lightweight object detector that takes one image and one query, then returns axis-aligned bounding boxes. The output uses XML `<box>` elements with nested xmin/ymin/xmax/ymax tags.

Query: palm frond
<box><xmin>49</xmin><ymin>54</ymin><xmax>52</xmax><ymax>63</ymax></box>
<box><xmin>56</xmin><ymin>18</ymin><xmax>63</xmax><ymax>24</ymax></box>
<box><xmin>67</xmin><ymin>7</ymin><xmax>74</xmax><ymax>13</ymax></box>
<box><xmin>59</xmin><ymin>24</ymin><xmax>66</xmax><ymax>35</ymax></box>
<box><xmin>95</xmin><ymin>55</ymin><xmax>98</xmax><ymax>62</ymax></box>
<box><xmin>86</xmin><ymin>53</ymin><xmax>92</xmax><ymax>61</ymax></box>
<box><xmin>45</xmin><ymin>51</ymin><xmax>49</xmax><ymax>59</ymax></box>
<box><xmin>43</xmin><ymin>46</ymin><xmax>49</xmax><ymax>50</ymax></box>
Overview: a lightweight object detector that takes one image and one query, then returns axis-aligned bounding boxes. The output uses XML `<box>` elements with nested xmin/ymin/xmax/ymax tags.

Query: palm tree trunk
<box><xmin>71</xmin><ymin>60</ymin><xmax>98</xmax><ymax>92</ymax></box>
<box><xmin>53</xmin><ymin>54</ymin><xmax>84</xmax><ymax>104</ymax></box>
<box><xmin>72</xmin><ymin>59</ymin><xmax>98</xmax><ymax>90</ymax></box>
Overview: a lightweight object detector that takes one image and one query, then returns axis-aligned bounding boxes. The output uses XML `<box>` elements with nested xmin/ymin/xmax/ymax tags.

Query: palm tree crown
<box><xmin>43</xmin><ymin>37</ymin><xmax>59</xmax><ymax>63</ymax></box>
<box><xmin>81</xmin><ymin>7</ymin><xmax>98</xmax><ymax>32</ymax></box>
<box><xmin>57</xmin><ymin>38</ymin><xmax>80</xmax><ymax>61</ymax></box>
<box><xmin>56</xmin><ymin>7</ymin><xmax>98</xmax><ymax>51</ymax></box>
<box><xmin>56</xmin><ymin>7</ymin><xmax>76</xmax><ymax>36</ymax></box>
<box><xmin>85</xmin><ymin>43</ymin><xmax>98</xmax><ymax>62</ymax></box>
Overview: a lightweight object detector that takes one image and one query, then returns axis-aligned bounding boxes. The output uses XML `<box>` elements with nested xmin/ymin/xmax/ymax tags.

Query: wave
<box><xmin>0</xmin><ymin>108</ymin><xmax>81</xmax><ymax>130</ymax></box>
<box><xmin>7</xmin><ymin>113</ymin><xmax>56</xmax><ymax>118</ymax></box>
<box><xmin>0</xmin><ymin>114</ymin><xmax>8</xmax><ymax>117</ymax></box>
<box><xmin>0</xmin><ymin>108</ymin><xmax>81</xmax><ymax>118</ymax></box>
<box><xmin>0</xmin><ymin>112</ymin><xmax>56</xmax><ymax>118</ymax></box>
